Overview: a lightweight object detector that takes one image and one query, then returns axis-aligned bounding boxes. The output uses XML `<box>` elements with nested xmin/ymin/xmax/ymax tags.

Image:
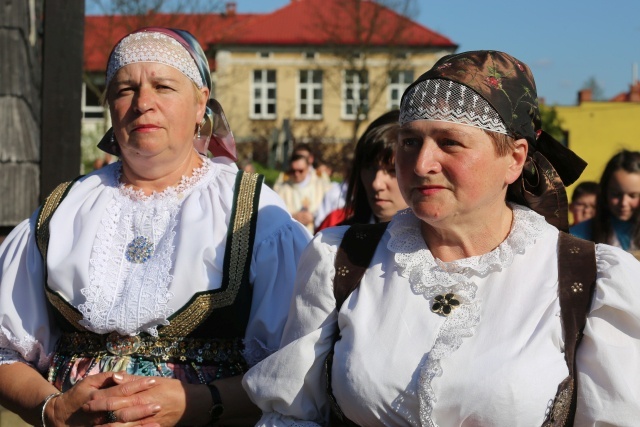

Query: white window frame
<box><xmin>342</xmin><ymin>69</ymin><xmax>369</xmax><ymax>120</ymax></box>
<box><xmin>250</xmin><ymin>69</ymin><xmax>277</xmax><ymax>120</ymax></box>
<box><xmin>297</xmin><ymin>70</ymin><xmax>323</xmax><ymax>120</ymax></box>
<box><xmin>388</xmin><ymin>70</ymin><xmax>414</xmax><ymax>110</ymax></box>
<box><xmin>81</xmin><ymin>81</ymin><xmax>105</xmax><ymax>120</ymax></box>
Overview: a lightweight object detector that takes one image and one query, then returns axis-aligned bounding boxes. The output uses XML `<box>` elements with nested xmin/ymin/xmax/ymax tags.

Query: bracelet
<box><xmin>40</xmin><ymin>392</ymin><xmax>62</xmax><ymax>427</ymax></box>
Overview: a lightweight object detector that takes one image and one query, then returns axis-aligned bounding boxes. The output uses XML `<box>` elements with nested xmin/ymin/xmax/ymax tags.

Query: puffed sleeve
<box><xmin>575</xmin><ymin>244</ymin><xmax>640</xmax><ymax>425</ymax></box>
<box><xmin>0</xmin><ymin>212</ymin><xmax>59</xmax><ymax>372</ymax></box>
<box><xmin>243</xmin><ymin>227</ymin><xmax>347</xmax><ymax>426</ymax></box>
<box><xmin>242</xmin><ymin>184</ymin><xmax>313</xmax><ymax>366</ymax></box>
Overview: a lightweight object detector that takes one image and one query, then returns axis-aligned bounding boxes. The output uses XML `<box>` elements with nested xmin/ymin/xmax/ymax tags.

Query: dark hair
<box><xmin>290</xmin><ymin>152</ymin><xmax>310</xmax><ymax>164</ymax></box>
<box><xmin>592</xmin><ymin>150</ymin><xmax>640</xmax><ymax>247</ymax></box>
<box><xmin>571</xmin><ymin>181</ymin><xmax>599</xmax><ymax>203</ymax></box>
<box><xmin>343</xmin><ymin>110</ymin><xmax>400</xmax><ymax>224</ymax></box>
<box><xmin>291</xmin><ymin>143</ymin><xmax>315</xmax><ymax>166</ymax></box>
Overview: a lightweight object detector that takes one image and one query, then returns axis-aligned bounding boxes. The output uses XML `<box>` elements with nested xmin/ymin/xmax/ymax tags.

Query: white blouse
<box><xmin>243</xmin><ymin>205</ymin><xmax>640</xmax><ymax>426</ymax></box>
<box><xmin>0</xmin><ymin>157</ymin><xmax>311</xmax><ymax>372</ymax></box>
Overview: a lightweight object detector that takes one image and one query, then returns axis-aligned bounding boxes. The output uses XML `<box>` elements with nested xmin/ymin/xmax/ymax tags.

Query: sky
<box><xmin>86</xmin><ymin>0</ymin><xmax>640</xmax><ymax>106</ymax></box>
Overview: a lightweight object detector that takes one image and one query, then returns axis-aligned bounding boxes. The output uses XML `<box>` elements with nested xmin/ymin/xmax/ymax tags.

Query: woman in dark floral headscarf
<box><xmin>242</xmin><ymin>50</ymin><xmax>640</xmax><ymax>426</ymax></box>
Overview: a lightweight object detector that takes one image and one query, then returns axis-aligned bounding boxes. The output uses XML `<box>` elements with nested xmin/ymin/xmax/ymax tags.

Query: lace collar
<box><xmin>111</xmin><ymin>156</ymin><xmax>213</xmax><ymax>202</ymax></box>
<box><xmin>388</xmin><ymin>204</ymin><xmax>547</xmax><ymax>281</ymax></box>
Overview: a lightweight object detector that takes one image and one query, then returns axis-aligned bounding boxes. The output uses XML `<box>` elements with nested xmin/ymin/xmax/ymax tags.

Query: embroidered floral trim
<box><xmin>387</xmin><ymin>204</ymin><xmax>546</xmax><ymax>426</ymax></box>
<box><xmin>79</xmin><ymin>159</ymin><xmax>215</xmax><ymax>337</ymax></box>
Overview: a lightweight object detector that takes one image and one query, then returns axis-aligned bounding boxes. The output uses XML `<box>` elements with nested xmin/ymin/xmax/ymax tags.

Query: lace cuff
<box><xmin>0</xmin><ymin>347</ymin><xmax>29</xmax><ymax>366</ymax></box>
<box><xmin>0</xmin><ymin>326</ymin><xmax>50</xmax><ymax>372</ymax></box>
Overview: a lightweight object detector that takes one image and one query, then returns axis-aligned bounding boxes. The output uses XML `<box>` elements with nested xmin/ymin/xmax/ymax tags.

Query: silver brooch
<box><xmin>125</xmin><ymin>236</ymin><xmax>154</xmax><ymax>263</ymax></box>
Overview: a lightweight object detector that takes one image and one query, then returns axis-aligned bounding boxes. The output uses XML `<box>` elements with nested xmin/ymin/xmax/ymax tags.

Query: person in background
<box><xmin>272</xmin><ymin>143</ymin><xmax>328</xmax><ymax>193</ymax></box>
<box><xmin>276</xmin><ymin>151</ymin><xmax>332</xmax><ymax>232</ymax></box>
<box><xmin>314</xmin><ymin>152</ymin><xmax>351</xmax><ymax>231</ymax></box>
<box><xmin>315</xmin><ymin>110</ymin><xmax>407</xmax><ymax>232</ymax></box>
<box><xmin>0</xmin><ymin>27</ymin><xmax>310</xmax><ymax>427</ymax></box>
<box><xmin>569</xmin><ymin>180</ymin><xmax>598</xmax><ymax>226</ymax></box>
<box><xmin>243</xmin><ymin>50</ymin><xmax>640</xmax><ymax>425</ymax></box>
<box><xmin>571</xmin><ymin>149</ymin><xmax>640</xmax><ymax>253</ymax></box>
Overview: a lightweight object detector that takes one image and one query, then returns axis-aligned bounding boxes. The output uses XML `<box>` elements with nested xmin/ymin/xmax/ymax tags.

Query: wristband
<box><xmin>206</xmin><ymin>384</ymin><xmax>224</xmax><ymax>426</ymax></box>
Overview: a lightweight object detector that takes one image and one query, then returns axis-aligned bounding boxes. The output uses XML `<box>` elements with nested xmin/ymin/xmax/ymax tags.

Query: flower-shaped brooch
<box><xmin>431</xmin><ymin>293</ymin><xmax>460</xmax><ymax>316</ymax></box>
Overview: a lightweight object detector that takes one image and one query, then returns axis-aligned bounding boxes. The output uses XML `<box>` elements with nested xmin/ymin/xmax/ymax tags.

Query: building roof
<box><xmin>84</xmin><ymin>0</ymin><xmax>457</xmax><ymax>73</ymax></box>
<box><xmin>216</xmin><ymin>0</ymin><xmax>456</xmax><ymax>48</ymax></box>
<box><xmin>609</xmin><ymin>82</ymin><xmax>640</xmax><ymax>102</ymax></box>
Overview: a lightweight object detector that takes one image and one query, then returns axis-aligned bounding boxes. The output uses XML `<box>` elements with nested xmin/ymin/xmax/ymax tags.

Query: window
<box><xmin>388</xmin><ymin>70</ymin><xmax>414</xmax><ymax>110</ymax></box>
<box><xmin>297</xmin><ymin>70</ymin><xmax>323</xmax><ymax>119</ymax></box>
<box><xmin>303</xmin><ymin>52</ymin><xmax>317</xmax><ymax>60</ymax></box>
<box><xmin>82</xmin><ymin>79</ymin><xmax>106</xmax><ymax>119</ymax></box>
<box><xmin>251</xmin><ymin>69</ymin><xmax>277</xmax><ymax>119</ymax></box>
<box><xmin>258</xmin><ymin>52</ymin><xmax>272</xmax><ymax>58</ymax></box>
<box><xmin>342</xmin><ymin>70</ymin><xmax>369</xmax><ymax>120</ymax></box>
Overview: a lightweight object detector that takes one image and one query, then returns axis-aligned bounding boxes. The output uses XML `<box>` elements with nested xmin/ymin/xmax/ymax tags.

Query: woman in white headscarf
<box><xmin>0</xmin><ymin>27</ymin><xmax>310</xmax><ymax>426</ymax></box>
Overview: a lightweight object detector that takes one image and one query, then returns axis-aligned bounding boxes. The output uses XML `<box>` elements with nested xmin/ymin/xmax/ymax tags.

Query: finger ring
<box><xmin>106</xmin><ymin>411</ymin><xmax>117</xmax><ymax>423</ymax></box>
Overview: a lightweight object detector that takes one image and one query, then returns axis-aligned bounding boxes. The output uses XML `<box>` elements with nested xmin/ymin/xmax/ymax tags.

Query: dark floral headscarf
<box><xmin>401</xmin><ymin>50</ymin><xmax>587</xmax><ymax>231</ymax></box>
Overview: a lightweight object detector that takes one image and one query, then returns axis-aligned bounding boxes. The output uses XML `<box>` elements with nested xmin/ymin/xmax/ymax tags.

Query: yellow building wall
<box><xmin>214</xmin><ymin>49</ymin><xmax>449</xmax><ymax>142</ymax></box>
<box><xmin>555</xmin><ymin>101</ymin><xmax>640</xmax><ymax>198</ymax></box>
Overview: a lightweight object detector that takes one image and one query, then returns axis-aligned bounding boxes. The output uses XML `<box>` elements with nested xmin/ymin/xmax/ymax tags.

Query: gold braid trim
<box><xmin>36</xmin><ymin>181</ymin><xmax>75</xmax><ymax>261</ymax></box>
<box><xmin>37</xmin><ymin>180</ymin><xmax>87</xmax><ymax>332</ymax></box>
<box><xmin>160</xmin><ymin>172</ymin><xmax>259</xmax><ymax>337</ymax></box>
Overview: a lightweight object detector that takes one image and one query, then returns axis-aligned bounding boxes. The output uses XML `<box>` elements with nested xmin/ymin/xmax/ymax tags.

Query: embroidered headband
<box><xmin>106</xmin><ymin>31</ymin><xmax>204</xmax><ymax>88</ymax></box>
<box><xmin>400</xmin><ymin>79</ymin><xmax>509</xmax><ymax>136</ymax></box>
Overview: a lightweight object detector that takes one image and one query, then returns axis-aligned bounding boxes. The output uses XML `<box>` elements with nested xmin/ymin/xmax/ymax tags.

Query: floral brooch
<box><xmin>431</xmin><ymin>293</ymin><xmax>460</xmax><ymax>316</ymax></box>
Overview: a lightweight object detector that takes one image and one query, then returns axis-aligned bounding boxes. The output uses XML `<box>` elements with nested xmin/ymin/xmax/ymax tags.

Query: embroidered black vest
<box><xmin>36</xmin><ymin>171</ymin><xmax>263</xmax><ymax>377</ymax></box>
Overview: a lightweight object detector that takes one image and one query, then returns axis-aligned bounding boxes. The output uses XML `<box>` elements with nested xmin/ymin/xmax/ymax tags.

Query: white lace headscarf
<box><xmin>105</xmin><ymin>31</ymin><xmax>204</xmax><ymax>88</ymax></box>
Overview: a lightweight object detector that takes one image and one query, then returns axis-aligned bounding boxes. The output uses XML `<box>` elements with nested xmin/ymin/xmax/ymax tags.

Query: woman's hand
<box><xmin>46</xmin><ymin>372</ymin><xmax>141</xmax><ymax>426</ymax></box>
<box><xmin>83</xmin><ymin>373</ymin><xmax>209</xmax><ymax>427</ymax></box>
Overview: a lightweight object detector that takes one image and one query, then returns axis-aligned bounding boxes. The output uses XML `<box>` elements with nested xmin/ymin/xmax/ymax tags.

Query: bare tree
<box><xmin>305</xmin><ymin>0</ymin><xmax>418</xmax><ymax>142</ymax></box>
<box><xmin>581</xmin><ymin>76</ymin><xmax>605</xmax><ymax>101</ymax></box>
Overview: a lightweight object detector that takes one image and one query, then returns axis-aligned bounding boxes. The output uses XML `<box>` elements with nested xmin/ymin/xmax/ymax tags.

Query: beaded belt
<box><xmin>56</xmin><ymin>331</ymin><xmax>248</xmax><ymax>367</ymax></box>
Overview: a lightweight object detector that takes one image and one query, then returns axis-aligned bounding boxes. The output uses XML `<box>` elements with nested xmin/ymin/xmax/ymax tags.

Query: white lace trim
<box><xmin>0</xmin><ymin>325</ymin><xmax>49</xmax><ymax>371</ymax></box>
<box><xmin>387</xmin><ymin>205</ymin><xmax>546</xmax><ymax>426</ymax></box>
<box><xmin>79</xmin><ymin>159</ymin><xmax>214</xmax><ymax>336</ymax></box>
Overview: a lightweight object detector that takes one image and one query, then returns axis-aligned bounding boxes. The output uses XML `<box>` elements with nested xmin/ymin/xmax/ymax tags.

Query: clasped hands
<box><xmin>48</xmin><ymin>372</ymin><xmax>206</xmax><ymax>427</ymax></box>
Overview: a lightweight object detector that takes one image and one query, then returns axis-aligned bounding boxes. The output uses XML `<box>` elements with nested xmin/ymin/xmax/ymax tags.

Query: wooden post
<box><xmin>40</xmin><ymin>0</ymin><xmax>84</xmax><ymax>202</ymax></box>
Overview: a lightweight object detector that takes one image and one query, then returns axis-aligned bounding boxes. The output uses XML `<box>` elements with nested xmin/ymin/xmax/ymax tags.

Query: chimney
<box><xmin>225</xmin><ymin>2</ymin><xmax>237</xmax><ymax>16</ymax></box>
<box><xmin>630</xmin><ymin>81</ymin><xmax>640</xmax><ymax>102</ymax></box>
<box><xmin>578</xmin><ymin>88</ymin><xmax>592</xmax><ymax>104</ymax></box>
